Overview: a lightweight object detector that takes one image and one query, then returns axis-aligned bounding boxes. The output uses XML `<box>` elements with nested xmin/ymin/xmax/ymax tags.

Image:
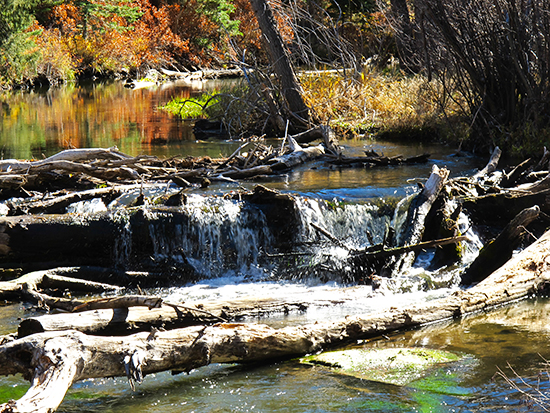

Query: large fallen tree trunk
<box><xmin>17</xmin><ymin>294</ymin><xmax>334</xmax><ymax>337</ymax></box>
<box><xmin>2</xmin><ymin>228</ymin><xmax>550</xmax><ymax>413</ymax></box>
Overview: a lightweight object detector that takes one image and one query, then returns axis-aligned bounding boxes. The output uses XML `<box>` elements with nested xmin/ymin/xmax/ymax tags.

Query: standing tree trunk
<box><xmin>249</xmin><ymin>0</ymin><xmax>313</xmax><ymax>128</ymax></box>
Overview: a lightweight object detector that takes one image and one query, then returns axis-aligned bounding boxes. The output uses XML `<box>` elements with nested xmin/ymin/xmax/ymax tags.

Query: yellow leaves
<box><xmin>301</xmin><ymin>69</ymin><xmax>463</xmax><ymax>135</ymax></box>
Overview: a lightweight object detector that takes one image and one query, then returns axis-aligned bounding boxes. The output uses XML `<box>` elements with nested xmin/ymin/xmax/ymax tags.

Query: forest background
<box><xmin>2</xmin><ymin>0</ymin><xmax>550</xmax><ymax>157</ymax></box>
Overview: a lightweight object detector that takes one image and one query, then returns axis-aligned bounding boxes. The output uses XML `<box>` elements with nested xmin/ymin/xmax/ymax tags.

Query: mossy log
<box><xmin>2</xmin><ymin>228</ymin><xmax>550</xmax><ymax>413</ymax></box>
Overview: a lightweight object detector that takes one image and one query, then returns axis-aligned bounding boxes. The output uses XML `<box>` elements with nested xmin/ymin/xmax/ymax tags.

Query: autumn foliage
<box><xmin>26</xmin><ymin>0</ymin><xmax>266</xmax><ymax>84</ymax></box>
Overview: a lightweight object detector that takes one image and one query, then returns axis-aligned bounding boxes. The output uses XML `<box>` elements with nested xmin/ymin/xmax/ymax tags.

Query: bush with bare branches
<box><xmin>383</xmin><ymin>0</ymin><xmax>550</xmax><ymax>155</ymax></box>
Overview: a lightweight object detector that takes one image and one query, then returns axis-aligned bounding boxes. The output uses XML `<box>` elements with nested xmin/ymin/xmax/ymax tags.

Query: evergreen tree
<box><xmin>0</xmin><ymin>0</ymin><xmax>41</xmax><ymax>86</ymax></box>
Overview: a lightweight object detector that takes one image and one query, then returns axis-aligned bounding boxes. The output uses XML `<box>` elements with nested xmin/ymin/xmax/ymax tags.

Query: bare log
<box><xmin>500</xmin><ymin>158</ymin><xmax>534</xmax><ymax>188</ymax></box>
<box><xmin>8</xmin><ymin>184</ymin><xmax>146</xmax><ymax>215</ymax></box>
<box><xmin>3</xmin><ymin>229</ymin><xmax>550</xmax><ymax>413</ymax></box>
<box><xmin>0</xmin><ymin>147</ymin><xmax>131</xmax><ymax>173</ymax></box>
<box><xmin>269</xmin><ymin>137</ymin><xmax>325</xmax><ymax>170</ymax></box>
<box><xmin>473</xmin><ymin>146</ymin><xmax>502</xmax><ymax>180</ymax></box>
<box><xmin>0</xmin><ymin>268</ymin><xmax>121</xmax><ymax>302</ymax></box>
<box><xmin>460</xmin><ymin>205</ymin><xmax>540</xmax><ymax>285</ymax></box>
<box><xmin>17</xmin><ymin>296</ymin><xmax>312</xmax><ymax>337</ymax></box>
<box><xmin>219</xmin><ymin>165</ymin><xmax>274</xmax><ymax>180</ymax></box>
<box><xmin>0</xmin><ymin>159</ymin><xmax>140</xmax><ymax>181</ymax></box>
<box><xmin>391</xmin><ymin>164</ymin><xmax>450</xmax><ymax>275</ymax></box>
<box><xmin>326</xmin><ymin>153</ymin><xmax>430</xmax><ymax>166</ymax></box>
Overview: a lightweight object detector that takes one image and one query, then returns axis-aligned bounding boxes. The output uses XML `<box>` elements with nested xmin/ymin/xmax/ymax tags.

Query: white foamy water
<box><xmin>161</xmin><ymin>274</ymin><xmax>457</xmax><ymax>327</ymax></box>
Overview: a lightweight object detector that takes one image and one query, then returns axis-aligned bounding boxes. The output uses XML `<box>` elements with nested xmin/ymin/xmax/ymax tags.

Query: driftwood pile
<box><xmin>1</xmin><ymin>145</ymin><xmax>550</xmax><ymax>412</ymax></box>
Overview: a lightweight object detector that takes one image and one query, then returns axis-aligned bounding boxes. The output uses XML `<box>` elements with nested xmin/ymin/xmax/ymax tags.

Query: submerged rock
<box><xmin>301</xmin><ymin>347</ymin><xmax>465</xmax><ymax>386</ymax></box>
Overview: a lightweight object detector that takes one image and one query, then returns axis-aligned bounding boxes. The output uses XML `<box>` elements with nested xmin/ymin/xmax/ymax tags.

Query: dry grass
<box><xmin>300</xmin><ymin>67</ymin><xmax>468</xmax><ymax>141</ymax></box>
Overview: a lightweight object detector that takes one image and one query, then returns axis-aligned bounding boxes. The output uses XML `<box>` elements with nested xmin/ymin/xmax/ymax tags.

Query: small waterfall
<box><xmin>111</xmin><ymin>209</ymin><xmax>133</xmax><ymax>267</ymax></box>
<box><xmin>278</xmin><ymin>196</ymin><xmax>393</xmax><ymax>282</ymax></box>
<box><xmin>104</xmin><ymin>193</ymin><xmax>395</xmax><ymax>282</ymax></box>
<box><xmin>86</xmin><ymin>189</ymin><xmax>484</xmax><ymax>287</ymax></box>
<box><xmin>294</xmin><ymin>197</ymin><xmax>391</xmax><ymax>250</ymax></box>
<box><xmin>142</xmin><ymin>195</ymin><xmax>275</xmax><ymax>278</ymax></box>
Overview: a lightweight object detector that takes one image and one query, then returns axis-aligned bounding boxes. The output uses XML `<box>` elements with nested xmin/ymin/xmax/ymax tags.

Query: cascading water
<box><xmin>70</xmin><ymin>187</ymin><xmax>483</xmax><ymax>290</ymax></box>
<box><xmin>143</xmin><ymin>195</ymin><xmax>274</xmax><ymax>278</ymax></box>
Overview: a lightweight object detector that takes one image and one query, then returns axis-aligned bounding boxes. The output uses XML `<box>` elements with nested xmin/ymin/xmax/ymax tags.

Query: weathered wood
<box><xmin>326</xmin><ymin>153</ymin><xmax>430</xmax><ymax>166</ymax></box>
<box><xmin>219</xmin><ymin>165</ymin><xmax>274</xmax><ymax>180</ymax></box>
<box><xmin>8</xmin><ymin>184</ymin><xmax>146</xmax><ymax>215</ymax></box>
<box><xmin>3</xmin><ymin>229</ymin><xmax>550</xmax><ymax>413</ymax></box>
<box><xmin>17</xmin><ymin>296</ymin><xmax>313</xmax><ymax>337</ymax></box>
<box><xmin>473</xmin><ymin>146</ymin><xmax>502</xmax><ymax>180</ymax></box>
<box><xmin>71</xmin><ymin>295</ymin><xmax>163</xmax><ymax>312</ymax></box>
<box><xmin>500</xmin><ymin>157</ymin><xmax>534</xmax><ymax>187</ymax></box>
<box><xmin>460</xmin><ymin>205</ymin><xmax>540</xmax><ymax>285</ymax></box>
<box><xmin>0</xmin><ymin>147</ymin><xmax>130</xmax><ymax>173</ymax></box>
<box><xmin>391</xmin><ymin>165</ymin><xmax>450</xmax><ymax>275</ymax></box>
<box><xmin>269</xmin><ymin>138</ymin><xmax>325</xmax><ymax>170</ymax></box>
<box><xmin>0</xmin><ymin>268</ymin><xmax>120</xmax><ymax>310</ymax></box>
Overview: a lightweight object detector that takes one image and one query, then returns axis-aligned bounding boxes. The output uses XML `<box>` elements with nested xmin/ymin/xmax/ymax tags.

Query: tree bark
<box><xmin>3</xmin><ymin>228</ymin><xmax>550</xmax><ymax>413</ymax></box>
<box><xmin>249</xmin><ymin>0</ymin><xmax>313</xmax><ymax>126</ymax></box>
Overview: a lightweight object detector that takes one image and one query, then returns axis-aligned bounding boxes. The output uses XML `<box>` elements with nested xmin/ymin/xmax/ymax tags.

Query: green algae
<box><xmin>301</xmin><ymin>347</ymin><xmax>463</xmax><ymax>386</ymax></box>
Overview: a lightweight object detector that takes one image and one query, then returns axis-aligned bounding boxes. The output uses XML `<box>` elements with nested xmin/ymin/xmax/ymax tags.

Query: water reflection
<box><xmin>0</xmin><ymin>80</ymin><xmax>485</xmax><ymax>200</ymax></box>
<box><xmin>0</xmin><ymin>80</ymin><xmax>233</xmax><ymax>160</ymax></box>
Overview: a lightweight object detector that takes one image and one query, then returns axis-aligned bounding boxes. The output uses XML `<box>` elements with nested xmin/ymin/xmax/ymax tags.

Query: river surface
<box><xmin>0</xmin><ymin>80</ymin><xmax>547</xmax><ymax>412</ymax></box>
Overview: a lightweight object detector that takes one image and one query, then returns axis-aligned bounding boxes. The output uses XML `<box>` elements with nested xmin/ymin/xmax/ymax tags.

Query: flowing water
<box><xmin>0</xmin><ymin>80</ymin><xmax>546</xmax><ymax>412</ymax></box>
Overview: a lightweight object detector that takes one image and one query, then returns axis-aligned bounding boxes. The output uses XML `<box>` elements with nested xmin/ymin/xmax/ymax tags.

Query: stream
<box><xmin>1</xmin><ymin>80</ymin><xmax>549</xmax><ymax>412</ymax></box>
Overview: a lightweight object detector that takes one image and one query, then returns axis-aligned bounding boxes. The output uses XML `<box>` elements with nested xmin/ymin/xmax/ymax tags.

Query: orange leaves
<box><xmin>32</xmin><ymin>0</ymin><xmax>193</xmax><ymax>75</ymax></box>
<box><xmin>28</xmin><ymin>0</ymin><xmax>264</xmax><ymax>79</ymax></box>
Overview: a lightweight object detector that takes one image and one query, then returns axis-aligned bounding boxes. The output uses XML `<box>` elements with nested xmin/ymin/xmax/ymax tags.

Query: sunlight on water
<box><xmin>2</xmin><ymin>300</ymin><xmax>547</xmax><ymax>412</ymax></box>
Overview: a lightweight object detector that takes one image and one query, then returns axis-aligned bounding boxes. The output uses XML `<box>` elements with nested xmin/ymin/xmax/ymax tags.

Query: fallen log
<box><xmin>472</xmin><ymin>146</ymin><xmax>502</xmax><ymax>181</ymax></box>
<box><xmin>326</xmin><ymin>153</ymin><xmax>430</xmax><ymax>167</ymax></box>
<box><xmin>268</xmin><ymin>137</ymin><xmax>325</xmax><ymax>170</ymax></box>
<box><xmin>391</xmin><ymin>164</ymin><xmax>450</xmax><ymax>275</ymax></box>
<box><xmin>0</xmin><ymin>267</ymin><xmax>126</xmax><ymax>312</ymax></box>
<box><xmin>500</xmin><ymin>158</ymin><xmax>534</xmax><ymax>188</ymax></box>
<box><xmin>0</xmin><ymin>268</ymin><xmax>120</xmax><ymax>297</ymax></box>
<box><xmin>219</xmin><ymin>164</ymin><xmax>274</xmax><ymax>180</ymax></box>
<box><xmin>3</xmin><ymin>228</ymin><xmax>550</xmax><ymax>413</ymax></box>
<box><xmin>7</xmin><ymin>184</ymin><xmax>147</xmax><ymax>215</ymax></box>
<box><xmin>17</xmin><ymin>296</ymin><xmax>312</xmax><ymax>337</ymax></box>
<box><xmin>460</xmin><ymin>205</ymin><xmax>540</xmax><ymax>285</ymax></box>
<box><xmin>0</xmin><ymin>147</ymin><xmax>131</xmax><ymax>174</ymax></box>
